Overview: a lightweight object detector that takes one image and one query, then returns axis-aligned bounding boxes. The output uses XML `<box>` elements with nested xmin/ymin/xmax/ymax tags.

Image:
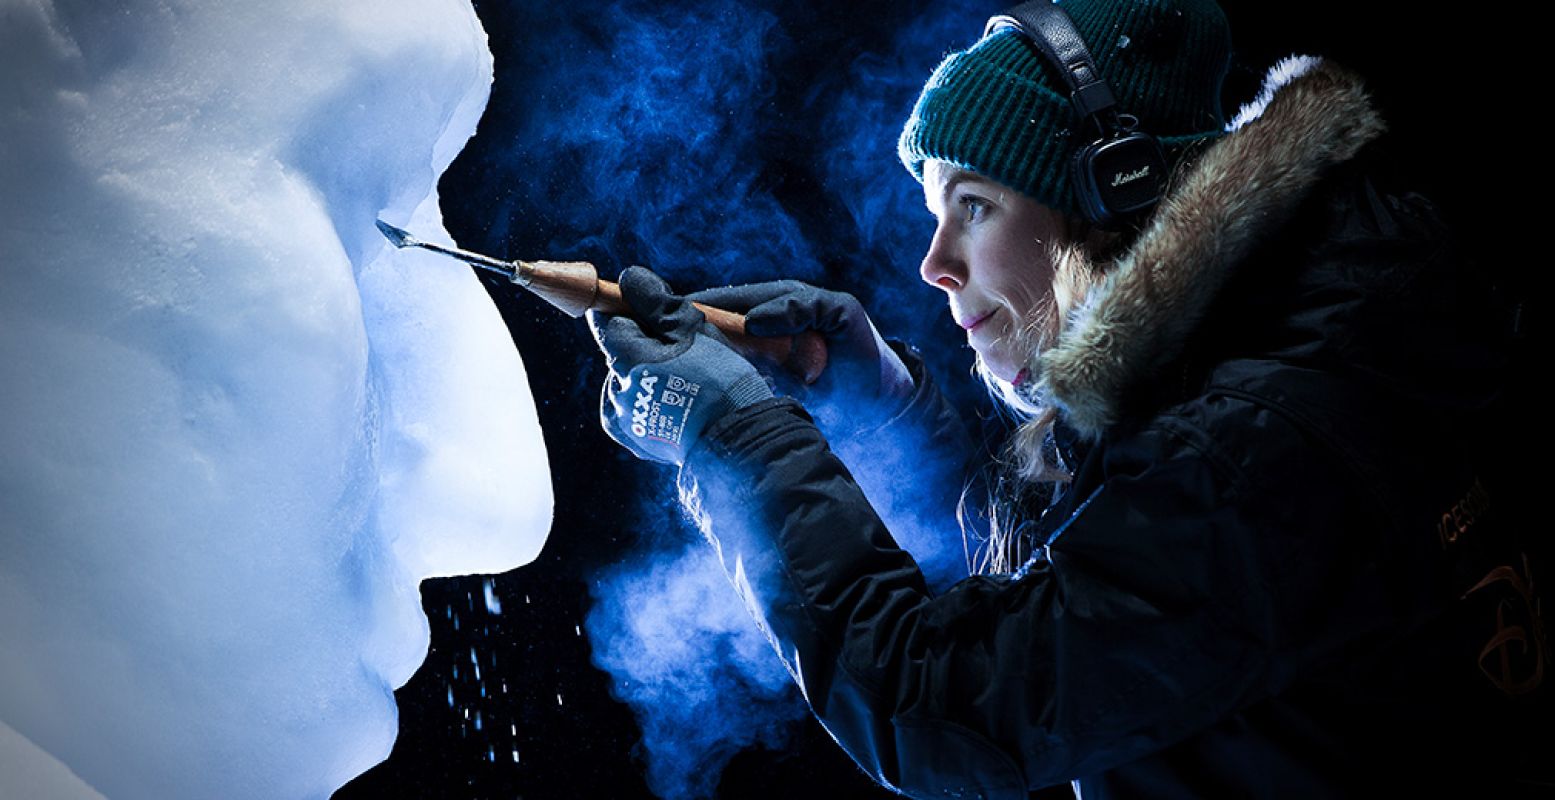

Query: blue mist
<box><xmin>469</xmin><ymin>0</ymin><xmax>1004</xmax><ymax>796</ymax></box>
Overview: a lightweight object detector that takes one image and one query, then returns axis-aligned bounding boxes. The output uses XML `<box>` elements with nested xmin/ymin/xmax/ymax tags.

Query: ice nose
<box><xmin>365</xmin><ymin>222</ymin><xmax>553</xmax><ymax>582</ymax></box>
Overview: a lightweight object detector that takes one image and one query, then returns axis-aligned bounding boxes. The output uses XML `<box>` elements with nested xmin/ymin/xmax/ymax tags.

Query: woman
<box><xmin>589</xmin><ymin>0</ymin><xmax>1545</xmax><ymax>796</ymax></box>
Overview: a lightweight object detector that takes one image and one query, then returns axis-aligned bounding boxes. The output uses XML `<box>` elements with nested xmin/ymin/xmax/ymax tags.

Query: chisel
<box><xmin>375</xmin><ymin>220</ymin><xmax>827</xmax><ymax>384</ymax></box>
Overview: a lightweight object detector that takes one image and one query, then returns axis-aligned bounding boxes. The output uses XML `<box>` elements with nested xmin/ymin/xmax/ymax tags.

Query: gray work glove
<box><xmin>588</xmin><ymin>267</ymin><xmax>773</xmax><ymax>466</ymax></box>
<box><xmin>684</xmin><ymin>280</ymin><xmax>913</xmax><ymax>439</ymax></box>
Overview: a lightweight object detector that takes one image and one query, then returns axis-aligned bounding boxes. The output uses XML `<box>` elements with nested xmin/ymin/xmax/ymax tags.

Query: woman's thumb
<box><xmin>619</xmin><ymin>266</ymin><xmax>701</xmax><ymax>336</ymax></box>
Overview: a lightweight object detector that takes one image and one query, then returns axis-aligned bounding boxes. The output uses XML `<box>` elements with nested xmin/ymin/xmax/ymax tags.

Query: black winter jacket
<box><xmin>676</xmin><ymin>56</ymin><xmax>1547</xmax><ymax>799</ymax></box>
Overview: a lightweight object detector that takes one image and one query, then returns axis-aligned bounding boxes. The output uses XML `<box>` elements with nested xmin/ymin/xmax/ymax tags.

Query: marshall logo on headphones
<box><xmin>1111</xmin><ymin>165</ymin><xmax>1151</xmax><ymax>187</ymax></box>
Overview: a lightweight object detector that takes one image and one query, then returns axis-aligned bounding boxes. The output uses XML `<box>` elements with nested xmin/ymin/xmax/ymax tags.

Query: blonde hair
<box><xmin>960</xmin><ymin>213</ymin><xmax>1130</xmax><ymax>575</ymax></box>
<box><xmin>951</xmin><ymin>138</ymin><xmax>1216</xmax><ymax>575</ymax></box>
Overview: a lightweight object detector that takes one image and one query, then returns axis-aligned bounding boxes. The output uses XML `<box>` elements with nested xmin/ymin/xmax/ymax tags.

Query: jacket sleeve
<box><xmin>676</xmin><ymin>390</ymin><xmax>1389</xmax><ymax>798</ymax></box>
<box><xmin>822</xmin><ymin>338</ymin><xmax>980</xmax><ymax>591</ymax></box>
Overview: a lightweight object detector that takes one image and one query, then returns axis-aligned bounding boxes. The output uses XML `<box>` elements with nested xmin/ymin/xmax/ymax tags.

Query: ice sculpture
<box><xmin>0</xmin><ymin>0</ymin><xmax>552</xmax><ymax>797</ymax></box>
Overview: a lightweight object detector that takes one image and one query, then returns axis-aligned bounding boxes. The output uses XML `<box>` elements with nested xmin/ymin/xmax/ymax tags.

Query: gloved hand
<box><xmin>588</xmin><ymin>267</ymin><xmax>774</xmax><ymax>466</ymax></box>
<box><xmin>685</xmin><ymin>280</ymin><xmax>913</xmax><ymax>438</ymax></box>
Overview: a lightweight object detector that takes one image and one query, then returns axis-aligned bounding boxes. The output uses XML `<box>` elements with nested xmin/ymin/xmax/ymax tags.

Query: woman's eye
<box><xmin>959</xmin><ymin>195</ymin><xmax>989</xmax><ymax>223</ymax></box>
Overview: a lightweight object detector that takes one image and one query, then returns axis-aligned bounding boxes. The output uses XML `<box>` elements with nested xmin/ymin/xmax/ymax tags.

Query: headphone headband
<box><xmin>985</xmin><ymin>1</ymin><xmax>1168</xmax><ymax>230</ymax></box>
<box><xmin>986</xmin><ymin>2</ymin><xmax>1119</xmax><ymax>133</ymax></box>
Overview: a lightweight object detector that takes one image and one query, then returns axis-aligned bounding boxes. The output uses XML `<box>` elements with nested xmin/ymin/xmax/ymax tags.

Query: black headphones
<box><xmin>985</xmin><ymin>1</ymin><xmax>1168</xmax><ymax>231</ymax></box>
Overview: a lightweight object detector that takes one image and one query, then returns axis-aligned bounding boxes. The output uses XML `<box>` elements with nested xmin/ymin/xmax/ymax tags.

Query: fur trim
<box><xmin>1225</xmin><ymin>54</ymin><xmax>1324</xmax><ymax>132</ymax></box>
<box><xmin>1031</xmin><ymin>56</ymin><xmax>1388</xmax><ymax>438</ymax></box>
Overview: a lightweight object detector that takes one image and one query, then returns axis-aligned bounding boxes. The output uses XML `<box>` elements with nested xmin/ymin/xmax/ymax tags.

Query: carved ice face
<box><xmin>0</xmin><ymin>3</ymin><xmax>550</xmax><ymax>797</ymax></box>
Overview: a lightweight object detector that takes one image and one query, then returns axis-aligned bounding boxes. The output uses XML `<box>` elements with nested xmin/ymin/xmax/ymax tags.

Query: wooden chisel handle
<box><xmin>512</xmin><ymin>259</ymin><xmax>829</xmax><ymax>385</ymax></box>
<box><xmin>369</xmin><ymin>223</ymin><xmax>832</xmax><ymax>381</ymax></box>
<box><xmin>590</xmin><ymin>279</ymin><xmax>829</xmax><ymax>385</ymax></box>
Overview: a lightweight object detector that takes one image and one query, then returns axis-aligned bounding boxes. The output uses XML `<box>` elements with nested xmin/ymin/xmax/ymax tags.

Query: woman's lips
<box><xmin>962</xmin><ymin>308</ymin><xmax>996</xmax><ymax>331</ymax></box>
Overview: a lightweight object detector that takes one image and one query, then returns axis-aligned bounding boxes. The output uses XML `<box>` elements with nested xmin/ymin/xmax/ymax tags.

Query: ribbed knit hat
<box><xmin>899</xmin><ymin>0</ymin><xmax>1234</xmax><ymax>218</ymax></box>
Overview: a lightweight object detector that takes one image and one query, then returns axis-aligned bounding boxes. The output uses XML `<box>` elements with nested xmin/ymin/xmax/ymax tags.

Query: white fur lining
<box><xmin>1031</xmin><ymin>55</ymin><xmax>1388</xmax><ymax>438</ymax></box>
<box><xmin>1225</xmin><ymin>54</ymin><xmax>1324</xmax><ymax>132</ymax></box>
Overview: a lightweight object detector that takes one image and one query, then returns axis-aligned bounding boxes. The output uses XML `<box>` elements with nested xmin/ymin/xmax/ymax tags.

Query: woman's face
<box><xmin>920</xmin><ymin>160</ymin><xmax>1067</xmax><ymax>382</ymax></box>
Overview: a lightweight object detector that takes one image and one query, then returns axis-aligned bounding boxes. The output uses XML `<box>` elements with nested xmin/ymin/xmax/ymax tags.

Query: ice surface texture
<box><xmin>0</xmin><ymin>0</ymin><xmax>552</xmax><ymax>797</ymax></box>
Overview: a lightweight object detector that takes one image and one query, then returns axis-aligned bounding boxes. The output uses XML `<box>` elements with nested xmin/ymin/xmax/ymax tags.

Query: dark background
<box><xmin>337</xmin><ymin>2</ymin><xmax>1525</xmax><ymax>798</ymax></box>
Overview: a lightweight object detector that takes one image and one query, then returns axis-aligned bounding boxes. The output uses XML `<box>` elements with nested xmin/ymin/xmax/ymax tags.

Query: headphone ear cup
<box><xmin>1071</xmin><ymin>132</ymin><xmax>1168</xmax><ymax>231</ymax></box>
<box><xmin>1070</xmin><ymin>140</ymin><xmax>1112</xmax><ymax>228</ymax></box>
<box><xmin>988</xmin><ymin>3</ymin><xmax>1170</xmax><ymax>231</ymax></box>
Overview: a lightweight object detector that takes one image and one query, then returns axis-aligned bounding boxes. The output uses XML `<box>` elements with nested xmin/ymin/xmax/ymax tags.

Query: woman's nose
<box><xmin>919</xmin><ymin>223</ymin><xmax>965</xmax><ymax>291</ymax></box>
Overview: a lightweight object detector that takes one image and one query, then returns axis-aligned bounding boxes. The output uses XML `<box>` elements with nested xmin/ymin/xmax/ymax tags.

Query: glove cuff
<box><xmin>670</xmin><ymin>367</ymin><xmax>774</xmax><ymax>467</ymax></box>
<box><xmin>729</xmin><ymin>370</ymin><xmax>775</xmax><ymax>409</ymax></box>
<box><xmin>707</xmin><ymin>371</ymin><xmax>775</xmax><ymax>425</ymax></box>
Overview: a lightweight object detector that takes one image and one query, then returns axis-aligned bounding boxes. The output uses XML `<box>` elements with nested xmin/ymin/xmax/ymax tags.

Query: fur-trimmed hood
<box><xmin>1032</xmin><ymin>55</ymin><xmax>1388</xmax><ymax>439</ymax></box>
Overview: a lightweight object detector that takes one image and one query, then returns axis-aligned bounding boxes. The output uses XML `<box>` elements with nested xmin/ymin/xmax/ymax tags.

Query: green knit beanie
<box><xmin>899</xmin><ymin>0</ymin><xmax>1234</xmax><ymax>218</ymax></box>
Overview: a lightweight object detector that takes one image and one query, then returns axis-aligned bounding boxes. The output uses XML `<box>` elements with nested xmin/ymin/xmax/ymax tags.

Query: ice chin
<box><xmin>0</xmin><ymin>1</ymin><xmax>551</xmax><ymax>798</ymax></box>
